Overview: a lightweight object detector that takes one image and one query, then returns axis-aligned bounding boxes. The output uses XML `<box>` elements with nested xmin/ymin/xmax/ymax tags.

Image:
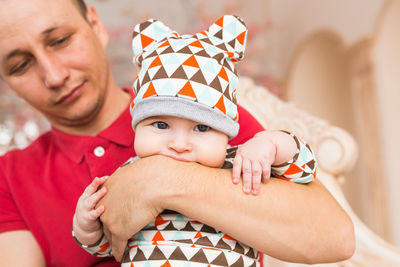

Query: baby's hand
<box><xmin>232</xmin><ymin>133</ymin><xmax>276</xmax><ymax>195</ymax></box>
<box><xmin>73</xmin><ymin>176</ymin><xmax>108</xmax><ymax>238</ymax></box>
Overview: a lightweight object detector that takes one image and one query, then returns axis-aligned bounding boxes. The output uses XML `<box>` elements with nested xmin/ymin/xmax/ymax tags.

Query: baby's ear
<box><xmin>206</xmin><ymin>15</ymin><xmax>248</xmax><ymax>60</ymax></box>
<box><xmin>132</xmin><ymin>19</ymin><xmax>175</xmax><ymax>64</ymax></box>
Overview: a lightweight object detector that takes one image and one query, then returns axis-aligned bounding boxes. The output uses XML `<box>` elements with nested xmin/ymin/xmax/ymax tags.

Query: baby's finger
<box><xmin>232</xmin><ymin>154</ymin><xmax>242</xmax><ymax>184</ymax></box>
<box><xmin>251</xmin><ymin>161</ymin><xmax>262</xmax><ymax>195</ymax></box>
<box><xmin>261</xmin><ymin>162</ymin><xmax>271</xmax><ymax>183</ymax></box>
<box><xmin>84</xmin><ymin>176</ymin><xmax>107</xmax><ymax>197</ymax></box>
<box><xmin>88</xmin><ymin>205</ymin><xmax>105</xmax><ymax>220</ymax></box>
<box><xmin>242</xmin><ymin>158</ymin><xmax>252</xmax><ymax>194</ymax></box>
<box><xmin>86</xmin><ymin>186</ymin><xmax>107</xmax><ymax>210</ymax></box>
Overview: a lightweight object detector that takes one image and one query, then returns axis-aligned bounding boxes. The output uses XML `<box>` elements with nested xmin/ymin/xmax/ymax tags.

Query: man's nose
<box><xmin>39</xmin><ymin>53</ymin><xmax>69</xmax><ymax>89</ymax></box>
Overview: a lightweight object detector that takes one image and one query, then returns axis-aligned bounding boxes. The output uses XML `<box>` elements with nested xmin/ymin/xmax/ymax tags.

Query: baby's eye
<box><xmin>152</xmin><ymin>121</ymin><xmax>169</xmax><ymax>129</ymax></box>
<box><xmin>195</xmin><ymin>124</ymin><xmax>210</xmax><ymax>132</ymax></box>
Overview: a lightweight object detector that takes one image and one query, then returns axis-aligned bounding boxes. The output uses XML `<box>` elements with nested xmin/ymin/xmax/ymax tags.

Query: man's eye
<box><xmin>10</xmin><ymin>59</ymin><xmax>31</xmax><ymax>75</ymax></box>
<box><xmin>195</xmin><ymin>124</ymin><xmax>210</xmax><ymax>132</ymax></box>
<box><xmin>153</xmin><ymin>121</ymin><xmax>169</xmax><ymax>129</ymax></box>
<box><xmin>51</xmin><ymin>35</ymin><xmax>71</xmax><ymax>46</ymax></box>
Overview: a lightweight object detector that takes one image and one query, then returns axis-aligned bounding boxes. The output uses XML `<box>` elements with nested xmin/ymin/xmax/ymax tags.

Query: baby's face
<box><xmin>134</xmin><ymin>115</ymin><xmax>229</xmax><ymax>168</ymax></box>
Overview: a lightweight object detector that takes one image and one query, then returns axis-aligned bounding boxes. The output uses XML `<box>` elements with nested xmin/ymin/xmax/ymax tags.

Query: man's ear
<box><xmin>85</xmin><ymin>6</ymin><xmax>109</xmax><ymax>48</ymax></box>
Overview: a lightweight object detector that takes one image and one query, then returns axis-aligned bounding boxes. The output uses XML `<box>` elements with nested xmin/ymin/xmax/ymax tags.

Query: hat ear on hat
<box><xmin>132</xmin><ymin>19</ymin><xmax>177</xmax><ymax>65</ymax></box>
<box><xmin>206</xmin><ymin>15</ymin><xmax>248</xmax><ymax>62</ymax></box>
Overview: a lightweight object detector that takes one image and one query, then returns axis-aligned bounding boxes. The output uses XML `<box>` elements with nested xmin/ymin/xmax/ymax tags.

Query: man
<box><xmin>0</xmin><ymin>0</ymin><xmax>355</xmax><ymax>266</ymax></box>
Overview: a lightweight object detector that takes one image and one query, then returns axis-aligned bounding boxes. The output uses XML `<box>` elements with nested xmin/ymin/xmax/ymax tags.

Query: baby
<box><xmin>73</xmin><ymin>15</ymin><xmax>316</xmax><ymax>266</ymax></box>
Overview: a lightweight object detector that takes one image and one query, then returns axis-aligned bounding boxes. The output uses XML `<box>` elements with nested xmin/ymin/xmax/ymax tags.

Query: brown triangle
<box><xmin>191</xmin><ymin>70</ymin><xmax>207</xmax><ymax>85</ymax></box>
<box><xmin>189</xmin><ymin>249</ymin><xmax>209</xmax><ymax>263</ymax></box>
<box><xmin>141</xmin><ymin>71</ymin><xmax>151</xmax><ymax>85</ymax></box>
<box><xmin>169</xmin><ymin>246</ymin><xmax>188</xmax><ymax>261</ymax></box>
<box><xmin>163</xmin><ymin>222</ymin><xmax>177</xmax><ymax>231</ymax></box>
<box><xmin>306</xmin><ymin>160</ymin><xmax>315</xmax><ymax>171</ymax></box>
<box><xmin>199</xmin><ymin>224</ymin><xmax>218</xmax><ymax>234</ymax></box>
<box><xmin>201</xmin><ymin>38</ymin><xmax>213</xmax><ymax>45</ymax></box>
<box><xmin>171</xmin><ymin>66</ymin><xmax>188</xmax><ymax>79</ymax></box>
<box><xmin>132</xmin><ymin>30</ymin><xmax>139</xmax><ymax>40</ymax></box>
<box><xmin>230</xmin><ymin>256</ymin><xmax>245</xmax><ymax>267</ymax></box>
<box><xmin>160</xmin><ymin>46</ymin><xmax>175</xmax><ymax>55</ymax></box>
<box><xmin>209</xmin><ymin>76</ymin><xmax>223</xmax><ymax>92</ymax></box>
<box><xmin>215</xmin><ymin>239</ymin><xmax>231</xmax><ymax>250</ymax></box>
<box><xmin>195</xmin><ymin>49</ymin><xmax>210</xmax><ymax>58</ymax></box>
<box><xmin>223</xmin><ymin>86</ymin><xmax>232</xmax><ymax>101</ymax></box>
<box><xmin>147</xmin><ymin>49</ymin><xmax>159</xmax><ymax>59</ymax></box>
<box><xmin>131</xmin><ymin>247</ymin><xmax>147</xmax><ymax>261</ymax></box>
<box><xmin>233</xmin><ymin>242</ymin><xmax>245</xmax><ymax>254</ymax></box>
<box><xmin>153</xmin><ymin>66</ymin><xmax>169</xmax><ymax>80</ymax></box>
<box><xmin>249</xmin><ymin>261</ymin><xmax>257</xmax><ymax>267</ymax></box>
<box><xmin>214</xmin><ymin>29</ymin><xmax>223</xmax><ymax>40</ymax></box>
<box><xmin>148</xmin><ymin>246</ymin><xmax>166</xmax><ymax>260</ymax></box>
<box><xmin>181</xmin><ymin>222</ymin><xmax>196</xmax><ymax>232</ymax></box>
<box><xmin>139</xmin><ymin>20</ymin><xmax>152</xmax><ymax>31</ymax></box>
<box><xmin>228</xmin><ymin>39</ymin><xmax>236</xmax><ymax>50</ymax></box>
<box><xmin>177</xmin><ymin>46</ymin><xmax>193</xmax><ymax>54</ymax></box>
<box><xmin>194</xmin><ymin>236</ymin><xmax>213</xmax><ymax>247</ymax></box>
<box><xmin>223</xmin><ymin>59</ymin><xmax>233</xmax><ymax>72</ymax></box>
<box><xmin>245</xmin><ymin>248</ymin><xmax>256</xmax><ymax>259</ymax></box>
<box><xmin>217</xmin><ymin>43</ymin><xmax>228</xmax><ymax>52</ymax></box>
<box><xmin>211</xmin><ymin>252</ymin><xmax>229</xmax><ymax>266</ymax></box>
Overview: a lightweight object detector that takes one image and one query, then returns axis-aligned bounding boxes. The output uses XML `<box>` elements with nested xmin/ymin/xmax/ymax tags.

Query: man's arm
<box><xmin>99</xmin><ymin>155</ymin><xmax>355</xmax><ymax>263</ymax></box>
<box><xmin>0</xmin><ymin>230</ymin><xmax>45</xmax><ymax>266</ymax></box>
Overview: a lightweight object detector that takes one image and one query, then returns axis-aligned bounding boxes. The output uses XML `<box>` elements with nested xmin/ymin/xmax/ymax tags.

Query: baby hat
<box><xmin>130</xmin><ymin>15</ymin><xmax>247</xmax><ymax>139</ymax></box>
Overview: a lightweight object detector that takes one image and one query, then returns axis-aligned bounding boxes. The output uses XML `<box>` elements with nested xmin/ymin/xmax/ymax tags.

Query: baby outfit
<box><xmin>74</xmin><ymin>15</ymin><xmax>317</xmax><ymax>266</ymax></box>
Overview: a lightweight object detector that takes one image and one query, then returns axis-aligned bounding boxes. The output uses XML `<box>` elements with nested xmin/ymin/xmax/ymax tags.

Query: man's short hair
<box><xmin>74</xmin><ymin>0</ymin><xmax>87</xmax><ymax>17</ymax></box>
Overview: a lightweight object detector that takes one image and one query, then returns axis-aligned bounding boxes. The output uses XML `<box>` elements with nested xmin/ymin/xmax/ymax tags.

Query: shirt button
<box><xmin>94</xmin><ymin>146</ymin><xmax>105</xmax><ymax>157</ymax></box>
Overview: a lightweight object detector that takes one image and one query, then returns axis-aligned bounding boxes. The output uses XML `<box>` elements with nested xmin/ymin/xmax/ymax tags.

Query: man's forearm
<box><xmin>100</xmin><ymin>155</ymin><xmax>355</xmax><ymax>264</ymax></box>
<box><xmin>161</xmin><ymin>161</ymin><xmax>355</xmax><ymax>263</ymax></box>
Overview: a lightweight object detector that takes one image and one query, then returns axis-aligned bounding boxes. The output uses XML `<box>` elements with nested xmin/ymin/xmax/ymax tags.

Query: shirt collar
<box><xmin>51</xmin><ymin>89</ymin><xmax>135</xmax><ymax>163</ymax></box>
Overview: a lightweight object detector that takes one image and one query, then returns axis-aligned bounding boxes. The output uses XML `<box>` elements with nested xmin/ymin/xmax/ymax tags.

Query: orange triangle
<box><xmin>130</xmin><ymin>101</ymin><xmax>135</xmax><ymax>108</ymax></box>
<box><xmin>152</xmin><ymin>231</ymin><xmax>165</xmax><ymax>241</ymax></box>
<box><xmin>130</xmin><ymin>263</ymin><xmax>134</xmax><ymax>267</ymax></box>
<box><xmin>140</xmin><ymin>34</ymin><xmax>154</xmax><ymax>49</ymax></box>
<box><xmin>237</xmin><ymin>31</ymin><xmax>246</xmax><ymax>45</ymax></box>
<box><xmin>155</xmin><ymin>215</ymin><xmax>168</xmax><ymax>226</ymax></box>
<box><xmin>215</xmin><ymin>16</ymin><xmax>224</xmax><ymax>27</ymax></box>
<box><xmin>223</xmin><ymin>234</ymin><xmax>235</xmax><ymax>240</ymax></box>
<box><xmin>143</xmin><ymin>82</ymin><xmax>157</xmax><ymax>99</ymax></box>
<box><xmin>183</xmin><ymin>55</ymin><xmax>200</xmax><ymax>68</ymax></box>
<box><xmin>284</xmin><ymin>163</ymin><xmax>303</xmax><ymax>175</ymax></box>
<box><xmin>218</xmin><ymin>67</ymin><xmax>229</xmax><ymax>82</ymax></box>
<box><xmin>194</xmin><ymin>232</ymin><xmax>202</xmax><ymax>239</ymax></box>
<box><xmin>233</xmin><ymin>113</ymin><xmax>238</xmax><ymax>121</ymax></box>
<box><xmin>226</xmin><ymin>52</ymin><xmax>234</xmax><ymax>58</ymax></box>
<box><xmin>178</xmin><ymin>81</ymin><xmax>197</xmax><ymax>99</ymax></box>
<box><xmin>158</xmin><ymin>39</ymin><xmax>170</xmax><ymax>48</ymax></box>
<box><xmin>189</xmin><ymin>40</ymin><xmax>204</xmax><ymax>49</ymax></box>
<box><xmin>199</xmin><ymin>31</ymin><xmax>208</xmax><ymax>37</ymax></box>
<box><xmin>215</xmin><ymin>95</ymin><xmax>226</xmax><ymax>114</ymax></box>
<box><xmin>272</xmin><ymin>173</ymin><xmax>291</xmax><ymax>181</ymax></box>
<box><xmin>160</xmin><ymin>260</ymin><xmax>171</xmax><ymax>267</ymax></box>
<box><xmin>98</xmin><ymin>242</ymin><xmax>109</xmax><ymax>253</ymax></box>
<box><xmin>149</xmin><ymin>56</ymin><xmax>162</xmax><ymax>69</ymax></box>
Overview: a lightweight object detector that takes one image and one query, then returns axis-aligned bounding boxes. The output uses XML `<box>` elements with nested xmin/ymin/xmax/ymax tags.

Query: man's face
<box><xmin>0</xmin><ymin>0</ymin><xmax>111</xmax><ymax>129</ymax></box>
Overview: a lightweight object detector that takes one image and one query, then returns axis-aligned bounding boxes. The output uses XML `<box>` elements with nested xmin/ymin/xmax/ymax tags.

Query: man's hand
<box><xmin>97</xmin><ymin>155</ymin><xmax>184</xmax><ymax>261</ymax></box>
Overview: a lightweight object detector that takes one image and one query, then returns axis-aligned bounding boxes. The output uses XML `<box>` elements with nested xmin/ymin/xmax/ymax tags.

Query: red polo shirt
<box><xmin>0</xmin><ymin>100</ymin><xmax>264</xmax><ymax>266</ymax></box>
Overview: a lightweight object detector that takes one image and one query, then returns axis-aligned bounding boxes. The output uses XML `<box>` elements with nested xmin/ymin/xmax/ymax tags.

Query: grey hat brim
<box><xmin>131</xmin><ymin>96</ymin><xmax>239</xmax><ymax>139</ymax></box>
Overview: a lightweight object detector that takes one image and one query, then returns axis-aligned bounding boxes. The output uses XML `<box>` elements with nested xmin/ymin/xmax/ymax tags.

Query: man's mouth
<box><xmin>55</xmin><ymin>82</ymin><xmax>85</xmax><ymax>105</ymax></box>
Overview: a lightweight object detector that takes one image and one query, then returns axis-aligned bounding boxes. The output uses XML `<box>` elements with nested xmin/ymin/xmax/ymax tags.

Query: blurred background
<box><xmin>1</xmin><ymin>0</ymin><xmax>399</xmax><ymax>255</ymax></box>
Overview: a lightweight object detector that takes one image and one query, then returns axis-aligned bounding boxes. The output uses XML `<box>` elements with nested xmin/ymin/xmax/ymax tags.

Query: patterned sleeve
<box><xmin>72</xmin><ymin>230</ymin><xmax>112</xmax><ymax>257</ymax></box>
<box><xmin>222</xmin><ymin>131</ymin><xmax>317</xmax><ymax>184</ymax></box>
<box><xmin>71</xmin><ymin>157</ymin><xmax>140</xmax><ymax>257</ymax></box>
<box><xmin>270</xmin><ymin>131</ymin><xmax>316</xmax><ymax>183</ymax></box>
